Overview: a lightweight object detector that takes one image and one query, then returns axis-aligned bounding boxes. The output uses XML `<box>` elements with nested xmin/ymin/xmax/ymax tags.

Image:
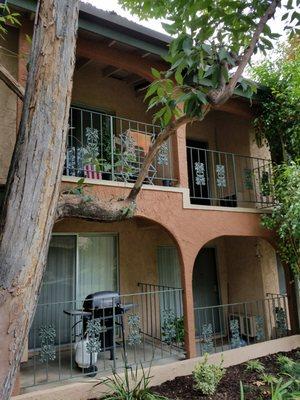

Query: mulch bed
<box><xmin>151</xmin><ymin>349</ymin><xmax>299</xmax><ymax>400</ymax></box>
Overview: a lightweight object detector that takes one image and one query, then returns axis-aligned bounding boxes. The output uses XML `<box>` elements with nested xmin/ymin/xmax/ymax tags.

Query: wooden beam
<box><xmin>102</xmin><ymin>65</ymin><xmax>122</xmax><ymax>78</ymax></box>
<box><xmin>77</xmin><ymin>36</ymin><xmax>167</xmax><ymax>81</ymax></box>
<box><xmin>75</xmin><ymin>57</ymin><xmax>92</xmax><ymax>71</ymax></box>
<box><xmin>213</xmin><ymin>98</ymin><xmax>253</xmax><ymax>119</ymax></box>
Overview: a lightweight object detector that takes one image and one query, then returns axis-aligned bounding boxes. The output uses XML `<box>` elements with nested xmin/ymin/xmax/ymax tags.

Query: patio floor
<box><xmin>20</xmin><ymin>339</ymin><xmax>184</xmax><ymax>392</ymax></box>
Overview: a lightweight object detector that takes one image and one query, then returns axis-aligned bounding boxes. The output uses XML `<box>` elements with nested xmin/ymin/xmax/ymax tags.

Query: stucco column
<box><xmin>179</xmin><ymin>248</ymin><xmax>197</xmax><ymax>358</ymax></box>
<box><xmin>172</xmin><ymin>122</ymin><xmax>189</xmax><ymax>188</ymax></box>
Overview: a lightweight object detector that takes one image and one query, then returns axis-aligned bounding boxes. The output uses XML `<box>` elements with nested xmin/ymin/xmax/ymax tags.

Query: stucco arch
<box><xmin>190</xmin><ymin>234</ymin><xmax>282</xmax><ymax>305</ymax></box>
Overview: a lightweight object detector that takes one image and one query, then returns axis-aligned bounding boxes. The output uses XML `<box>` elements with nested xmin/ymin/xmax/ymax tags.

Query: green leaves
<box><xmin>151</xmin><ymin>68</ymin><xmax>161</xmax><ymax>79</ymax></box>
<box><xmin>253</xmin><ymin>39</ymin><xmax>300</xmax><ymax>277</ymax></box>
<box><xmin>121</xmin><ymin>0</ymin><xmax>298</xmax><ymax>137</ymax></box>
<box><xmin>0</xmin><ymin>4</ymin><xmax>20</xmax><ymax>38</ymax></box>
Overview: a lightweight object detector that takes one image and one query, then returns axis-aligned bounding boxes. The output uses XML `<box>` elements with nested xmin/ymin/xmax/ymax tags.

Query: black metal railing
<box><xmin>64</xmin><ymin>106</ymin><xmax>176</xmax><ymax>187</ymax></box>
<box><xmin>194</xmin><ymin>294</ymin><xmax>289</xmax><ymax>356</ymax></box>
<box><xmin>20</xmin><ymin>287</ymin><xmax>184</xmax><ymax>389</ymax></box>
<box><xmin>186</xmin><ymin>146</ymin><xmax>274</xmax><ymax>208</ymax></box>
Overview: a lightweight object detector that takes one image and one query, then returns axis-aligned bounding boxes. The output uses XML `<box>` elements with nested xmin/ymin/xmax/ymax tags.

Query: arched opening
<box><xmin>20</xmin><ymin>217</ymin><xmax>183</xmax><ymax>389</ymax></box>
<box><xmin>192</xmin><ymin>236</ymin><xmax>289</xmax><ymax>356</ymax></box>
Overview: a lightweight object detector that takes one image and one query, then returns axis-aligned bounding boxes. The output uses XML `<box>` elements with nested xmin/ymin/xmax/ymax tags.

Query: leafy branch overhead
<box><xmin>122</xmin><ymin>0</ymin><xmax>300</xmax><ymax>128</ymax></box>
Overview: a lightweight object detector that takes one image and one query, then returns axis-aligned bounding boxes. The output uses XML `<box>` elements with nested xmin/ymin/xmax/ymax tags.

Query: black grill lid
<box><xmin>83</xmin><ymin>291</ymin><xmax>120</xmax><ymax>310</ymax></box>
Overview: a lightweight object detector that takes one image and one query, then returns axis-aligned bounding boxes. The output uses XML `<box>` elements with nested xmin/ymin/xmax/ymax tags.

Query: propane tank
<box><xmin>75</xmin><ymin>338</ymin><xmax>98</xmax><ymax>368</ymax></box>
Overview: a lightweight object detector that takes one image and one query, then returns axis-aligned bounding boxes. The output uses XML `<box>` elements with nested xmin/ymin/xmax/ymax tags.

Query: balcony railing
<box><xmin>187</xmin><ymin>146</ymin><xmax>274</xmax><ymax>207</ymax></box>
<box><xmin>20</xmin><ymin>287</ymin><xmax>184</xmax><ymax>389</ymax></box>
<box><xmin>64</xmin><ymin>106</ymin><xmax>176</xmax><ymax>187</ymax></box>
<box><xmin>194</xmin><ymin>294</ymin><xmax>289</xmax><ymax>356</ymax></box>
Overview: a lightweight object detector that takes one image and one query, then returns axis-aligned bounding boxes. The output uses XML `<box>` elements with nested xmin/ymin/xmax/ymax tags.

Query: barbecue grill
<box><xmin>64</xmin><ymin>291</ymin><xmax>132</xmax><ymax>375</ymax></box>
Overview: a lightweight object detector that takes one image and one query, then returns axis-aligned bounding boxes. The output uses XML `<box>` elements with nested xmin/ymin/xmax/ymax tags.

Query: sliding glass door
<box><xmin>29</xmin><ymin>234</ymin><xmax>118</xmax><ymax>349</ymax></box>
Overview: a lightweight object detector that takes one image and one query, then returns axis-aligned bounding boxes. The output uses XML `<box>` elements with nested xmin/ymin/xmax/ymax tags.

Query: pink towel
<box><xmin>84</xmin><ymin>164</ymin><xmax>102</xmax><ymax>180</ymax></box>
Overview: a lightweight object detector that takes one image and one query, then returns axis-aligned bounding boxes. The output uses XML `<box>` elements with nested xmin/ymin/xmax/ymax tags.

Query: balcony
<box><xmin>187</xmin><ymin>146</ymin><xmax>274</xmax><ymax>208</ymax></box>
<box><xmin>64</xmin><ymin>106</ymin><xmax>274</xmax><ymax>209</ymax></box>
<box><xmin>65</xmin><ymin>106</ymin><xmax>177</xmax><ymax>187</ymax></box>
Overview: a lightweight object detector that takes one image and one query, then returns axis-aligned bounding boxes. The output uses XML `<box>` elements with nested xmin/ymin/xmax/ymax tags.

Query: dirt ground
<box><xmin>151</xmin><ymin>349</ymin><xmax>299</xmax><ymax>399</ymax></box>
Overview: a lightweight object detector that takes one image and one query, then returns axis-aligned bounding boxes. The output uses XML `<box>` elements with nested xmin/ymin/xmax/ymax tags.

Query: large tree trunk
<box><xmin>0</xmin><ymin>1</ymin><xmax>79</xmax><ymax>398</ymax></box>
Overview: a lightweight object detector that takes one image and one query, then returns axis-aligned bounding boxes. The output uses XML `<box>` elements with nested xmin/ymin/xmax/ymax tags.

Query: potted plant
<box><xmin>98</xmin><ymin>159</ymin><xmax>112</xmax><ymax>180</ymax></box>
<box><xmin>162</xmin><ymin>179</ymin><xmax>173</xmax><ymax>187</ymax></box>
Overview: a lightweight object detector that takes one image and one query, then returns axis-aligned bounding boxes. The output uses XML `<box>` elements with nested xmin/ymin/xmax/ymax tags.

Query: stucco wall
<box><xmin>258</xmin><ymin>238</ymin><xmax>280</xmax><ymax>295</ymax></box>
<box><xmin>72</xmin><ymin>62</ymin><xmax>152</xmax><ymax>123</ymax></box>
<box><xmin>0</xmin><ymin>27</ymin><xmax>18</xmax><ymax>185</ymax></box>
<box><xmin>200</xmin><ymin>236</ymin><xmax>279</xmax><ymax>306</ymax></box>
<box><xmin>186</xmin><ymin>111</ymin><xmax>251</xmax><ymax>156</ymax></box>
<box><xmin>217</xmin><ymin>236</ymin><xmax>279</xmax><ymax>304</ymax></box>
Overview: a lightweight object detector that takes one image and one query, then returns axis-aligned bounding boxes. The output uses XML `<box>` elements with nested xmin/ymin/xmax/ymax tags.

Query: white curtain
<box><xmin>157</xmin><ymin>246</ymin><xmax>182</xmax><ymax>317</ymax></box>
<box><xmin>77</xmin><ymin>235</ymin><xmax>118</xmax><ymax>300</ymax></box>
<box><xmin>157</xmin><ymin>246</ymin><xmax>181</xmax><ymax>289</ymax></box>
<box><xmin>29</xmin><ymin>235</ymin><xmax>76</xmax><ymax>348</ymax></box>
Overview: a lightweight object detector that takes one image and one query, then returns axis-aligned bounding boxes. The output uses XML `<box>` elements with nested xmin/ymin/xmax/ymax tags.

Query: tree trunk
<box><xmin>0</xmin><ymin>1</ymin><xmax>79</xmax><ymax>398</ymax></box>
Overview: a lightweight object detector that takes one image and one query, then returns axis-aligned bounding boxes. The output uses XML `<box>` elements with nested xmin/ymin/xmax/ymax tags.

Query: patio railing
<box><xmin>64</xmin><ymin>106</ymin><xmax>176</xmax><ymax>186</ymax></box>
<box><xmin>20</xmin><ymin>287</ymin><xmax>184</xmax><ymax>389</ymax></box>
<box><xmin>187</xmin><ymin>146</ymin><xmax>274</xmax><ymax>207</ymax></box>
<box><xmin>194</xmin><ymin>294</ymin><xmax>289</xmax><ymax>357</ymax></box>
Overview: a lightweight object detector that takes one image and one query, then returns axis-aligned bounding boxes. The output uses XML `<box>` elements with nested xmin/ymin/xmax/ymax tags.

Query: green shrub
<box><xmin>245</xmin><ymin>359</ymin><xmax>265</xmax><ymax>373</ymax></box>
<box><xmin>193</xmin><ymin>354</ymin><xmax>225</xmax><ymax>396</ymax></box>
<box><xmin>98</xmin><ymin>364</ymin><xmax>168</xmax><ymax>400</ymax></box>
<box><xmin>276</xmin><ymin>355</ymin><xmax>296</xmax><ymax>375</ymax></box>
<box><xmin>261</xmin><ymin>373</ymin><xmax>279</xmax><ymax>385</ymax></box>
<box><xmin>270</xmin><ymin>377</ymin><xmax>294</xmax><ymax>399</ymax></box>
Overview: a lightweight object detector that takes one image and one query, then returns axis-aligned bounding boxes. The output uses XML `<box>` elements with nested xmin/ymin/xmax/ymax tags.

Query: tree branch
<box><xmin>0</xmin><ymin>63</ymin><xmax>24</xmax><ymax>100</ymax></box>
<box><xmin>56</xmin><ymin>193</ymin><xmax>136</xmax><ymax>222</ymax></box>
<box><xmin>207</xmin><ymin>0</ymin><xmax>280</xmax><ymax>105</ymax></box>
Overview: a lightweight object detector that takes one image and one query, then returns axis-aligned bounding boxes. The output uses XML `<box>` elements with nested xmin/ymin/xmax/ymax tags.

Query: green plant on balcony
<box><xmin>161</xmin><ymin>311</ymin><xmax>184</xmax><ymax>345</ymax></box>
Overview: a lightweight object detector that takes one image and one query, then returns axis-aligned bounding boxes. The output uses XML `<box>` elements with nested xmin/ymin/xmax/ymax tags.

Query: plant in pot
<box><xmin>98</xmin><ymin>158</ymin><xmax>112</xmax><ymax>180</ymax></box>
<box><xmin>113</xmin><ymin>150</ymin><xmax>139</xmax><ymax>182</ymax></box>
<box><xmin>162</xmin><ymin>179</ymin><xmax>173</xmax><ymax>187</ymax></box>
<box><xmin>83</xmin><ymin>127</ymin><xmax>102</xmax><ymax>179</ymax></box>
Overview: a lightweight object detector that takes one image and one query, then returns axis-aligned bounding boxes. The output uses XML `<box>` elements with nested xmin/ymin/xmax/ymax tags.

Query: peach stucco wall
<box><xmin>186</xmin><ymin>110</ymin><xmax>252</xmax><ymax>156</ymax></box>
<box><xmin>72</xmin><ymin>62</ymin><xmax>153</xmax><ymax>124</ymax></box>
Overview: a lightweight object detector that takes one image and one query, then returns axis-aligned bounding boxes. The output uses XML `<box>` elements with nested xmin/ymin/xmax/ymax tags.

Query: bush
<box><xmin>98</xmin><ymin>364</ymin><xmax>168</xmax><ymax>400</ymax></box>
<box><xmin>245</xmin><ymin>359</ymin><xmax>265</xmax><ymax>373</ymax></box>
<box><xmin>276</xmin><ymin>355</ymin><xmax>297</xmax><ymax>375</ymax></box>
<box><xmin>193</xmin><ymin>354</ymin><xmax>225</xmax><ymax>396</ymax></box>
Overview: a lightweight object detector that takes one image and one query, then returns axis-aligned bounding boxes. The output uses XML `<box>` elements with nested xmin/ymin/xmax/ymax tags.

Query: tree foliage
<box><xmin>252</xmin><ymin>37</ymin><xmax>300</xmax><ymax>164</ymax></box>
<box><xmin>262</xmin><ymin>162</ymin><xmax>300</xmax><ymax>276</ymax></box>
<box><xmin>252</xmin><ymin>39</ymin><xmax>300</xmax><ymax>276</ymax></box>
<box><xmin>0</xmin><ymin>4</ymin><xmax>19</xmax><ymax>38</ymax></box>
<box><xmin>120</xmin><ymin>0</ymin><xmax>300</xmax><ymax>127</ymax></box>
